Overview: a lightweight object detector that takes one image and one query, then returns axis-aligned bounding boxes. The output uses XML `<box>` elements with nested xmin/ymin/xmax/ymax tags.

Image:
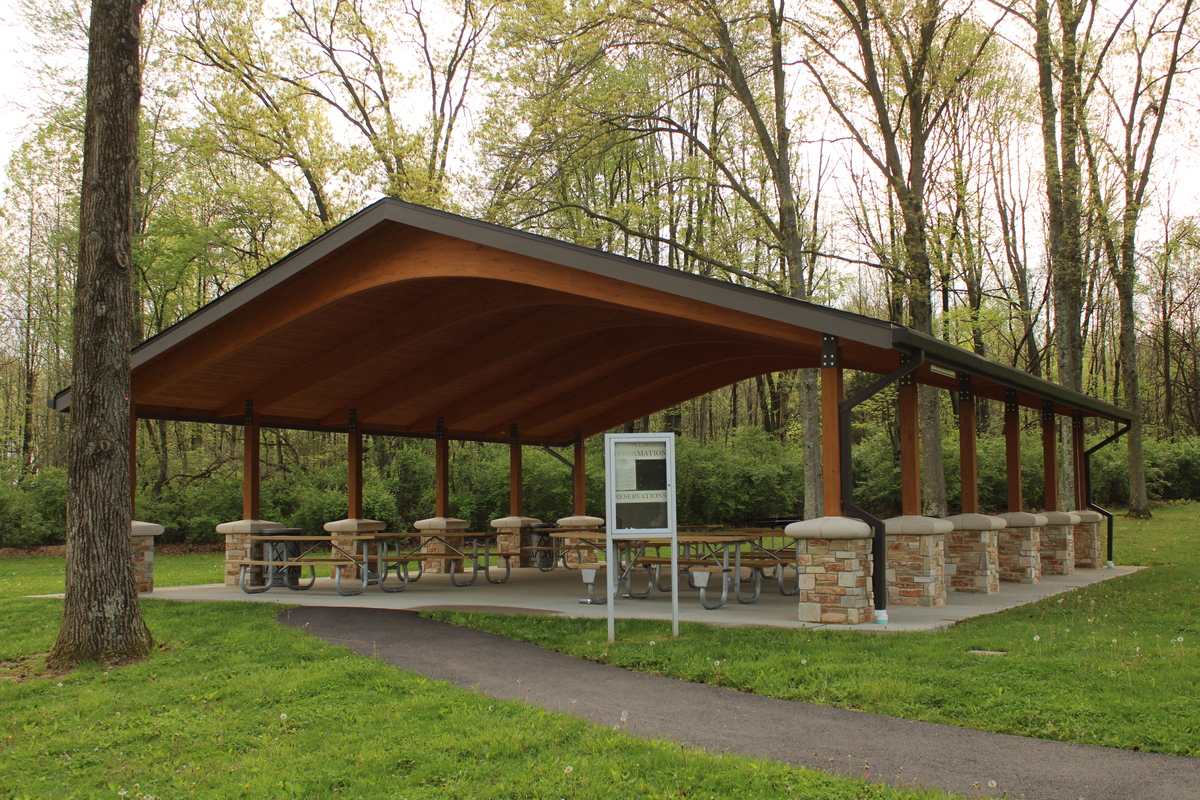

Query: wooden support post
<box><xmin>348</xmin><ymin>411</ymin><xmax>363</xmax><ymax>519</ymax></box>
<box><xmin>510</xmin><ymin>424</ymin><xmax>523</xmax><ymax>518</ymax></box>
<box><xmin>821</xmin><ymin>335</ymin><xmax>843</xmax><ymax>517</ymax></box>
<box><xmin>1042</xmin><ymin>400</ymin><xmax>1059</xmax><ymax>511</ymax></box>
<box><xmin>435</xmin><ymin>418</ymin><xmax>449</xmax><ymax>518</ymax></box>
<box><xmin>958</xmin><ymin>374</ymin><xmax>979</xmax><ymax>514</ymax></box>
<box><xmin>573</xmin><ymin>431</ymin><xmax>586</xmax><ymax>516</ymax></box>
<box><xmin>898</xmin><ymin>376</ymin><xmax>921</xmax><ymax>516</ymax></box>
<box><xmin>1072</xmin><ymin>410</ymin><xmax>1087</xmax><ymax>510</ymax></box>
<box><xmin>243</xmin><ymin>401</ymin><xmax>260</xmax><ymax>520</ymax></box>
<box><xmin>1005</xmin><ymin>389</ymin><xmax>1022</xmax><ymax>513</ymax></box>
<box><xmin>129</xmin><ymin>407</ymin><xmax>138</xmax><ymax>518</ymax></box>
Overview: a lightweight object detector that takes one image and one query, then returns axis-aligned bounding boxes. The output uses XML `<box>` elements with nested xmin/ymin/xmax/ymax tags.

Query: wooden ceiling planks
<box><xmin>84</xmin><ymin>199</ymin><xmax>1131</xmax><ymax>443</ymax></box>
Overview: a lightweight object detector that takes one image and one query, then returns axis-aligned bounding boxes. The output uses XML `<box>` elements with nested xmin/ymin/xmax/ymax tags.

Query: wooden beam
<box><xmin>958</xmin><ymin>374</ymin><xmax>979</xmax><ymax>515</ymax></box>
<box><xmin>1005</xmin><ymin>389</ymin><xmax>1022</xmax><ymax>512</ymax></box>
<box><xmin>509</xmin><ymin>425</ymin><xmax>522</xmax><ymax>518</ymax></box>
<box><xmin>510</xmin><ymin>343</ymin><xmax>795</xmax><ymax>437</ymax></box>
<box><xmin>243</xmin><ymin>407</ymin><xmax>261</xmax><ymax>520</ymax></box>
<box><xmin>558</xmin><ymin>355</ymin><xmax>810</xmax><ymax>441</ymax></box>
<box><xmin>1042</xmin><ymin>401</ymin><xmax>1059</xmax><ymax>511</ymax></box>
<box><xmin>821</xmin><ymin>336</ymin><xmax>843</xmax><ymax>517</ymax></box>
<box><xmin>403</xmin><ymin>323</ymin><xmax>741</xmax><ymax>431</ymax></box>
<box><xmin>348</xmin><ymin>420</ymin><xmax>363</xmax><ymax>520</ymax></box>
<box><xmin>326</xmin><ymin>304</ymin><xmax>628</xmax><ymax>424</ymax></box>
<box><xmin>213</xmin><ymin>283</ymin><xmax>540</xmax><ymax>417</ymax></box>
<box><xmin>135</xmin><ymin>232</ymin><xmax>823</xmax><ymax>402</ymax></box>
<box><xmin>898</xmin><ymin>378</ymin><xmax>921</xmax><ymax>516</ymax></box>
<box><xmin>573</xmin><ymin>433</ymin><xmax>586</xmax><ymax>516</ymax></box>
<box><xmin>435</xmin><ymin>427</ymin><xmax>449</xmax><ymax>518</ymax></box>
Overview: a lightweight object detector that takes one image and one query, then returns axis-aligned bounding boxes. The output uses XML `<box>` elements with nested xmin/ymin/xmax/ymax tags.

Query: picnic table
<box><xmin>233</xmin><ymin>531</ymin><xmax>410</xmax><ymax>596</ymax></box>
<box><xmin>377</xmin><ymin>532</ymin><xmax>518</xmax><ymax>591</ymax></box>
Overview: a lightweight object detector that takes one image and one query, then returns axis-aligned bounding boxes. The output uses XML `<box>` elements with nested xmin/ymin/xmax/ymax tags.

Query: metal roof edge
<box><xmin>897</xmin><ymin>328</ymin><xmax>1136</xmax><ymax>422</ymax></box>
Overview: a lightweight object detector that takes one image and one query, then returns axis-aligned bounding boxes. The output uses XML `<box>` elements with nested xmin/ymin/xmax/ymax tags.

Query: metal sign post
<box><xmin>603</xmin><ymin>433</ymin><xmax>678</xmax><ymax>643</ymax></box>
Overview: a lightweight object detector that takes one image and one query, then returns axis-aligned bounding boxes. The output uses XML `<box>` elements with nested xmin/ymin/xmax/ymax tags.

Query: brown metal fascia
<box><xmin>894</xmin><ymin>328</ymin><xmax>1135</xmax><ymax>424</ymax></box>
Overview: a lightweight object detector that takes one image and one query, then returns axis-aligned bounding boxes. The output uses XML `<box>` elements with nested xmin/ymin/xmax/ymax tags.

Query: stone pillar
<box><xmin>555</xmin><ymin>515</ymin><xmax>604</xmax><ymax>567</ymax></box>
<box><xmin>1040</xmin><ymin>511</ymin><xmax>1081</xmax><ymax>575</ymax></box>
<box><xmin>491</xmin><ymin>516</ymin><xmax>542</xmax><ymax>568</ymax></box>
<box><xmin>883</xmin><ymin>516</ymin><xmax>952</xmax><ymax>607</ymax></box>
<box><xmin>785</xmin><ymin>517</ymin><xmax>873</xmax><ymax>625</ymax></box>
<box><xmin>414</xmin><ymin>516</ymin><xmax>470</xmax><ymax>573</ymax></box>
<box><xmin>130</xmin><ymin>521</ymin><xmax>165</xmax><ymax>593</ymax></box>
<box><xmin>942</xmin><ymin>514</ymin><xmax>1006</xmax><ymax>594</ymax></box>
<box><xmin>217</xmin><ymin>518</ymin><xmax>287</xmax><ymax>587</ymax></box>
<box><xmin>1070</xmin><ymin>510</ymin><xmax>1105</xmax><ymax>569</ymax></box>
<box><xmin>997</xmin><ymin>512</ymin><xmax>1047</xmax><ymax>584</ymax></box>
<box><xmin>324</xmin><ymin>518</ymin><xmax>387</xmax><ymax>579</ymax></box>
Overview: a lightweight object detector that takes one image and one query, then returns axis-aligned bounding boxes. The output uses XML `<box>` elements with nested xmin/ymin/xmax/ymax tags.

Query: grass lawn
<box><xmin>429</xmin><ymin>503</ymin><xmax>1200</xmax><ymax>757</ymax></box>
<box><xmin>0</xmin><ymin>552</ymin><xmax>948</xmax><ymax>798</ymax></box>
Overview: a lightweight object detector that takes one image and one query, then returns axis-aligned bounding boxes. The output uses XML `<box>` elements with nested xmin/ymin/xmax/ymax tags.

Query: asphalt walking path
<box><xmin>279</xmin><ymin>606</ymin><xmax>1197</xmax><ymax>800</ymax></box>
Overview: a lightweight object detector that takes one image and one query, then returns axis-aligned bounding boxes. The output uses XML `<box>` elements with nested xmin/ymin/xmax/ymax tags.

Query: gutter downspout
<box><xmin>840</xmin><ymin>349</ymin><xmax>925</xmax><ymax>624</ymax></box>
<box><xmin>1084</xmin><ymin>422</ymin><xmax>1132</xmax><ymax>568</ymax></box>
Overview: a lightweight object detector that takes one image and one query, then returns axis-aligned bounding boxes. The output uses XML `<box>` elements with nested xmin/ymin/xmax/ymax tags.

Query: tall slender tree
<box><xmin>48</xmin><ymin>0</ymin><xmax>153</xmax><ymax>668</ymax></box>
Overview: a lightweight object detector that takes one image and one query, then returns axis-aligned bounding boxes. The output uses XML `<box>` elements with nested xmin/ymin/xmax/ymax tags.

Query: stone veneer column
<box><xmin>883</xmin><ymin>516</ymin><xmax>952</xmax><ymax>607</ymax></box>
<box><xmin>491</xmin><ymin>516</ymin><xmax>542</xmax><ymax>568</ymax></box>
<box><xmin>131</xmin><ymin>521</ymin><xmax>165</xmax><ymax>593</ymax></box>
<box><xmin>324</xmin><ymin>518</ymin><xmax>387</xmax><ymax>579</ymax></box>
<box><xmin>1070</xmin><ymin>510</ymin><xmax>1106</xmax><ymax>569</ymax></box>
<box><xmin>555</xmin><ymin>515</ymin><xmax>604</xmax><ymax>566</ymax></box>
<box><xmin>942</xmin><ymin>514</ymin><xmax>1006</xmax><ymax>594</ymax></box>
<box><xmin>414</xmin><ymin>516</ymin><xmax>470</xmax><ymax>573</ymax></box>
<box><xmin>217</xmin><ymin>519</ymin><xmax>287</xmax><ymax>587</ymax></box>
<box><xmin>784</xmin><ymin>517</ymin><xmax>874</xmax><ymax>625</ymax></box>
<box><xmin>1039</xmin><ymin>512</ymin><xmax>1081</xmax><ymax>575</ymax></box>
<box><xmin>997</xmin><ymin>512</ymin><xmax>1048</xmax><ymax>584</ymax></box>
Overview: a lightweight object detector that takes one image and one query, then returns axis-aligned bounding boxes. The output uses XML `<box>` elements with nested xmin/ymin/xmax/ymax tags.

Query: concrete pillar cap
<box><xmin>215</xmin><ymin>519</ymin><xmax>287</xmax><ymax>534</ymax></box>
<box><xmin>1041</xmin><ymin>511</ymin><xmax>1082</xmax><ymax>525</ymax></box>
<box><xmin>997</xmin><ymin>511</ymin><xmax>1049</xmax><ymax>527</ymax></box>
<box><xmin>882</xmin><ymin>515</ymin><xmax>954</xmax><ymax>535</ymax></box>
<box><xmin>1069</xmin><ymin>510</ymin><xmax>1105</xmax><ymax>523</ymax></box>
<box><xmin>784</xmin><ymin>516</ymin><xmax>872</xmax><ymax>539</ymax></box>
<box><xmin>131</xmin><ymin>521</ymin><xmax>165</xmax><ymax>536</ymax></box>
<box><xmin>556</xmin><ymin>515</ymin><xmax>605</xmax><ymax>528</ymax></box>
<box><xmin>490</xmin><ymin>516</ymin><xmax>543</xmax><ymax>528</ymax></box>
<box><xmin>943</xmin><ymin>513</ymin><xmax>1007</xmax><ymax>531</ymax></box>
<box><xmin>414</xmin><ymin>517</ymin><xmax>470</xmax><ymax>531</ymax></box>
<box><xmin>323</xmin><ymin>518</ymin><xmax>387</xmax><ymax>532</ymax></box>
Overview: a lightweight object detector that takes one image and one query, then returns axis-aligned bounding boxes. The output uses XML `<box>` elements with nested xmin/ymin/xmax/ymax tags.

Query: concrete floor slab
<box><xmin>140</xmin><ymin>564</ymin><xmax>1141</xmax><ymax>631</ymax></box>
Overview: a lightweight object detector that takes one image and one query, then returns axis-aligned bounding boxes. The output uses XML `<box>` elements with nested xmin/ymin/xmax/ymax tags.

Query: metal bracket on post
<box><xmin>821</xmin><ymin>334</ymin><xmax>838</xmax><ymax>368</ymax></box>
<box><xmin>1042</xmin><ymin>399</ymin><xmax>1055</xmax><ymax>423</ymax></box>
<box><xmin>958</xmin><ymin>373</ymin><xmax>973</xmax><ymax>402</ymax></box>
<box><xmin>436</xmin><ymin>417</ymin><xmax>445</xmax><ymax>440</ymax></box>
<box><xmin>510</xmin><ymin>424</ymin><xmax>519</xmax><ymax>445</ymax></box>
<box><xmin>1073</xmin><ymin>409</ymin><xmax>1084</xmax><ymax>430</ymax></box>
<box><xmin>349</xmin><ymin>409</ymin><xmax>357</xmax><ymax>433</ymax></box>
<box><xmin>574</xmin><ymin>429</ymin><xmax>582</xmax><ymax>449</ymax></box>
<box><xmin>244</xmin><ymin>399</ymin><xmax>254</xmax><ymax>426</ymax></box>
<box><xmin>1005</xmin><ymin>388</ymin><xmax>1019</xmax><ymax>414</ymax></box>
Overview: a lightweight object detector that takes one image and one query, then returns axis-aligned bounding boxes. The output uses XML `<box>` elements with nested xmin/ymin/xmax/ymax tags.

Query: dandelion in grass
<box><xmin>988</xmin><ymin>780</ymin><xmax>998</xmax><ymax>788</ymax></box>
<box><xmin>1033</xmin><ymin>635</ymin><xmax>1040</xmax><ymax>642</ymax></box>
<box><xmin>649</xmin><ymin>641</ymin><xmax>656</xmax><ymax>646</ymax></box>
<box><xmin>564</xmin><ymin>765</ymin><xmax>574</xmax><ymax>774</ymax></box>
<box><xmin>280</xmin><ymin>713</ymin><xmax>288</xmax><ymax>720</ymax></box>
<box><xmin>801</xmin><ymin>659</ymin><xmax>807</xmax><ymax>665</ymax></box>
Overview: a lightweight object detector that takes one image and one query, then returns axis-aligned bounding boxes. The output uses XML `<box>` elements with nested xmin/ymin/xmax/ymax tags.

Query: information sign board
<box><xmin>603</xmin><ymin>433</ymin><xmax>678</xmax><ymax>641</ymax></box>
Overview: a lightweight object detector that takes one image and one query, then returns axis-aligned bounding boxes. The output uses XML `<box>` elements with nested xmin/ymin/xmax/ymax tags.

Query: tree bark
<box><xmin>49</xmin><ymin>0</ymin><xmax>152</xmax><ymax>669</ymax></box>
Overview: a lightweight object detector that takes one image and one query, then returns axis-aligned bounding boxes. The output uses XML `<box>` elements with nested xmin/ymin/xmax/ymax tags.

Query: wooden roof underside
<box><xmin>52</xmin><ymin>200</ymin><xmax>1134</xmax><ymax>442</ymax></box>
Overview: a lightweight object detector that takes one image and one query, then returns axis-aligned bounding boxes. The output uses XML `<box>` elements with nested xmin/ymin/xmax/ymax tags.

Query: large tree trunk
<box><xmin>48</xmin><ymin>0</ymin><xmax>152</xmax><ymax>669</ymax></box>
